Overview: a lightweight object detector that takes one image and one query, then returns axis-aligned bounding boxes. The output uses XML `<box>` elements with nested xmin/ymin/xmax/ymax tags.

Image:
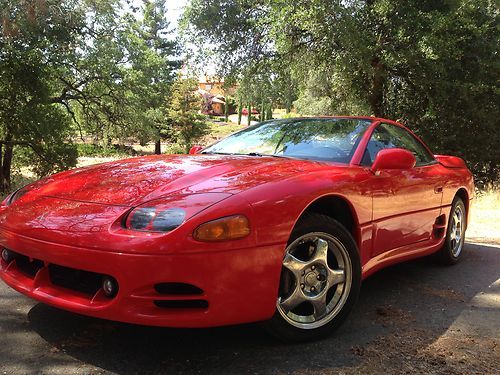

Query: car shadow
<box><xmin>24</xmin><ymin>242</ymin><xmax>500</xmax><ymax>374</ymax></box>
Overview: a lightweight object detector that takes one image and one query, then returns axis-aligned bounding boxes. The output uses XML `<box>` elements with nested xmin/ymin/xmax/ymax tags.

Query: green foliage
<box><xmin>0</xmin><ymin>0</ymin><xmax>183</xmax><ymax>191</ymax></box>
<box><xmin>182</xmin><ymin>0</ymin><xmax>500</xmax><ymax>183</ymax></box>
<box><xmin>14</xmin><ymin>104</ymin><xmax>78</xmax><ymax>177</ymax></box>
<box><xmin>119</xmin><ymin>0</ymin><xmax>180</xmax><ymax>152</ymax></box>
<box><xmin>76</xmin><ymin>144</ymin><xmax>136</xmax><ymax>157</ymax></box>
<box><xmin>0</xmin><ymin>0</ymin><xmax>83</xmax><ymax>190</ymax></box>
<box><xmin>167</xmin><ymin>76</ymin><xmax>209</xmax><ymax>152</ymax></box>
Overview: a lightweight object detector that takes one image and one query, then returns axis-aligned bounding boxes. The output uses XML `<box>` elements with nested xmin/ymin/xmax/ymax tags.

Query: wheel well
<box><xmin>455</xmin><ymin>188</ymin><xmax>469</xmax><ymax>229</ymax></box>
<box><xmin>455</xmin><ymin>188</ymin><xmax>469</xmax><ymax>214</ymax></box>
<box><xmin>299</xmin><ymin>196</ymin><xmax>358</xmax><ymax>244</ymax></box>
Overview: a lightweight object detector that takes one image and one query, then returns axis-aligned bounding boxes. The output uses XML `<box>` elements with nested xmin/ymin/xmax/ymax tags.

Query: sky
<box><xmin>165</xmin><ymin>0</ymin><xmax>189</xmax><ymax>32</ymax></box>
<box><xmin>125</xmin><ymin>0</ymin><xmax>214</xmax><ymax>75</ymax></box>
<box><xmin>126</xmin><ymin>0</ymin><xmax>189</xmax><ymax>34</ymax></box>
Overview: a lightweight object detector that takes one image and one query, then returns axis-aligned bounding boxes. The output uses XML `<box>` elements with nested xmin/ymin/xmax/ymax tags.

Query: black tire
<box><xmin>436</xmin><ymin>197</ymin><xmax>467</xmax><ymax>265</ymax></box>
<box><xmin>263</xmin><ymin>213</ymin><xmax>361</xmax><ymax>342</ymax></box>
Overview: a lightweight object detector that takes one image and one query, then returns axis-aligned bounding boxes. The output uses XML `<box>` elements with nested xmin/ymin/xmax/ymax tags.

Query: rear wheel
<box><xmin>264</xmin><ymin>213</ymin><xmax>361</xmax><ymax>342</ymax></box>
<box><xmin>436</xmin><ymin>197</ymin><xmax>466</xmax><ymax>265</ymax></box>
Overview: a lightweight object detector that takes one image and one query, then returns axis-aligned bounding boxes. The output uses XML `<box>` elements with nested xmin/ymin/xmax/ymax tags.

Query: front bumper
<box><xmin>0</xmin><ymin>227</ymin><xmax>285</xmax><ymax>328</ymax></box>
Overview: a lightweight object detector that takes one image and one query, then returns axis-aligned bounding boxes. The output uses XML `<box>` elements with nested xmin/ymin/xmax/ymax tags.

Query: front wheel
<box><xmin>264</xmin><ymin>213</ymin><xmax>361</xmax><ymax>342</ymax></box>
<box><xmin>436</xmin><ymin>197</ymin><xmax>467</xmax><ymax>265</ymax></box>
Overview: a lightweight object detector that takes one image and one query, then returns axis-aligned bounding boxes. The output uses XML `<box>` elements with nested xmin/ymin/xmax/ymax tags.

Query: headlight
<box><xmin>193</xmin><ymin>215</ymin><xmax>250</xmax><ymax>241</ymax></box>
<box><xmin>124</xmin><ymin>206</ymin><xmax>186</xmax><ymax>232</ymax></box>
<box><xmin>118</xmin><ymin>193</ymin><xmax>232</xmax><ymax>234</ymax></box>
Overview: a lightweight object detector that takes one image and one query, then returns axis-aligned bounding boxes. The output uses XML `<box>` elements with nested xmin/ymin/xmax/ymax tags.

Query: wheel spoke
<box><xmin>282</xmin><ymin>253</ymin><xmax>306</xmax><ymax>279</ymax></box>
<box><xmin>310</xmin><ymin>238</ymin><xmax>329</xmax><ymax>264</ymax></box>
<box><xmin>327</xmin><ymin>268</ymin><xmax>345</xmax><ymax>286</ymax></box>
<box><xmin>310</xmin><ymin>290</ymin><xmax>328</xmax><ymax>320</ymax></box>
<box><xmin>279</xmin><ymin>285</ymin><xmax>303</xmax><ymax>312</ymax></box>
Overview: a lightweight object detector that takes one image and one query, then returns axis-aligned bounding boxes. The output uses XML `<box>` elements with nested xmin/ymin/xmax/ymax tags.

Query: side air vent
<box><xmin>432</xmin><ymin>214</ymin><xmax>447</xmax><ymax>239</ymax></box>
<box><xmin>154</xmin><ymin>282</ymin><xmax>203</xmax><ymax>295</ymax></box>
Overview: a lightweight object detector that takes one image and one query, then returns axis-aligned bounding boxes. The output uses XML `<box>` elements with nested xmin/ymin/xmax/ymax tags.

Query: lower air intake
<box><xmin>154</xmin><ymin>299</ymin><xmax>208</xmax><ymax>309</ymax></box>
<box><xmin>154</xmin><ymin>282</ymin><xmax>203</xmax><ymax>295</ymax></box>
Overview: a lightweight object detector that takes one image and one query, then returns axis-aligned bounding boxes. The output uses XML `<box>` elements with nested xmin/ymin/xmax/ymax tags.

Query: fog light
<box><xmin>102</xmin><ymin>277</ymin><xmax>118</xmax><ymax>298</ymax></box>
<box><xmin>1</xmin><ymin>249</ymin><xmax>13</xmax><ymax>263</ymax></box>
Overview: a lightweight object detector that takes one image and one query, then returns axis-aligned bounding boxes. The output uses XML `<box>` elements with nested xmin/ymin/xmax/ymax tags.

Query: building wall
<box><xmin>212</xmin><ymin>102</ymin><xmax>224</xmax><ymax>115</ymax></box>
<box><xmin>199</xmin><ymin>82</ymin><xmax>225</xmax><ymax>96</ymax></box>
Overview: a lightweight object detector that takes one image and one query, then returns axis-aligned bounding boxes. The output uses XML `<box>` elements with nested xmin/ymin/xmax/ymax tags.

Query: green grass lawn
<box><xmin>203</xmin><ymin>121</ymin><xmax>246</xmax><ymax>145</ymax></box>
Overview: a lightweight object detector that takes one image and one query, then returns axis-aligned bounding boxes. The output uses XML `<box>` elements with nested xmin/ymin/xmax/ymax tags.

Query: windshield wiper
<box><xmin>201</xmin><ymin>151</ymin><xmax>237</xmax><ymax>155</ymax></box>
<box><xmin>202</xmin><ymin>151</ymin><xmax>293</xmax><ymax>159</ymax></box>
<box><xmin>246</xmin><ymin>152</ymin><xmax>293</xmax><ymax>159</ymax></box>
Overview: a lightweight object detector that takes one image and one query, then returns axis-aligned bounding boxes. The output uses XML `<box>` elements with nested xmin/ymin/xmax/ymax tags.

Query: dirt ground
<box><xmin>0</xmin><ymin>241</ymin><xmax>498</xmax><ymax>375</ymax></box>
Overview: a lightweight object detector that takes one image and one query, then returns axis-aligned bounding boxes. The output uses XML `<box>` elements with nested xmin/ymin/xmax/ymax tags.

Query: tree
<box><xmin>121</xmin><ymin>0</ymin><xmax>180</xmax><ymax>154</ymax></box>
<box><xmin>0</xmin><ymin>0</ymin><xmax>84</xmax><ymax>191</ymax></box>
<box><xmin>167</xmin><ymin>76</ymin><xmax>208</xmax><ymax>152</ymax></box>
<box><xmin>182</xmin><ymin>0</ymin><xmax>500</xmax><ymax>183</ymax></box>
<box><xmin>0</xmin><ymin>0</ymin><xmax>184</xmax><ymax>193</ymax></box>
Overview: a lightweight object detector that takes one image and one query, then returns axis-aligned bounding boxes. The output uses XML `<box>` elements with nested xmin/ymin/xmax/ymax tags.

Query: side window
<box><xmin>362</xmin><ymin>123</ymin><xmax>435</xmax><ymax>166</ymax></box>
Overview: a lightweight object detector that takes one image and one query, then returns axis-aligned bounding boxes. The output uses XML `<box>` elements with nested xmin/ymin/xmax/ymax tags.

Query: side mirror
<box><xmin>371</xmin><ymin>148</ymin><xmax>416</xmax><ymax>173</ymax></box>
<box><xmin>189</xmin><ymin>145</ymin><xmax>203</xmax><ymax>155</ymax></box>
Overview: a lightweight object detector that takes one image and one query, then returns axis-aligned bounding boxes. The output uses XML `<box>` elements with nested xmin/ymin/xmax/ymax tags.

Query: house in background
<box><xmin>198</xmin><ymin>75</ymin><xmax>225</xmax><ymax>96</ymax></box>
<box><xmin>198</xmin><ymin>75</ymin><xmax>237</xmax><ymax>116</ymax></box>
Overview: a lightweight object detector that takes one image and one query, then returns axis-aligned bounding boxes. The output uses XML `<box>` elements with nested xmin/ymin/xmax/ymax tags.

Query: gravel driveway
<box><xmin>0</xmin><ymin>242</ymin><xmax>498</xmax><ymax>374</ymax></box>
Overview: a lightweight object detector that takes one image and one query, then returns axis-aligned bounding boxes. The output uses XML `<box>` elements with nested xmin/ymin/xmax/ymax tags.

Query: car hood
<box><xmin>23</xmin><ymin>154</ymin><xmax>332</xmax><ymax>206</ymax></box>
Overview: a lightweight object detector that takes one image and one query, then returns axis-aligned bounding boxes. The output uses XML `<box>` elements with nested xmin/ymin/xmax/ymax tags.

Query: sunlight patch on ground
<box><xmin>467</xmin><ymin>190</ymin><xmax>500</xmax><ymax>244</ymax></box>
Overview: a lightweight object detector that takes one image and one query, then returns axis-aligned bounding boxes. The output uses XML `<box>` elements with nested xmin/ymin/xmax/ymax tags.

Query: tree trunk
<box><xmin>224</xmin><ymin>98</ymin><xmax>229</xmax><ymax>123</ymax></box>
<box><xmin>2</xmin><ymin>141</ymin><xmax>13</xmax><ymax>193</ymax></box>
<box><xmin>237</xmin><ymin>101</ymin><xmax>243</xmax><ymax>125</ymax></box>
<box><xmin>155</xmin><ymin>139</ymin><xmax>161</xmax><ymax>154</ymax></box>
<box><xmin>267</xmin><ymin>104</ymin><xmax>273</xmax><ymax>120</ymax></box>
<box><xmin>286</xmin><ymin>91</ymin><xmax>293</xmax><ymax>114</ymax></box>
<box><xmin>247</xmin><ymin>103</ymin><xmax>251</xmax><ymax>126</ymax></box>
<box><xmin>368</xmin><ymin>57</ymin><xmax>385</xmax><ymax>117</ymax></box>
<box><xmin>0</xmin><ymin>143</ymin><xmax>4</xmax><ymax>193</ymax></box>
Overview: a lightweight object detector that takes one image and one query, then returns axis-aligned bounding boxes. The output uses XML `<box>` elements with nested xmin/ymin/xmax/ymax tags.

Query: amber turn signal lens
<box><xmin>193</xmin><ymin>215</ymin><xmax>250</xmax><ymax>242</ymax></box>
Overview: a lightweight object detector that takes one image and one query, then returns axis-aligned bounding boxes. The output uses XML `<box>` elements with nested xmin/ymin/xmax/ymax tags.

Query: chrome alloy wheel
<box><xmin>277</xmin><ymin>232</ymin><xmax>352</xmax><ymax>329</ymax></box>
<box><xmin>450</xmin><ymin>205</ymin><xmax>464</xmax><ymax>257</ymax></box>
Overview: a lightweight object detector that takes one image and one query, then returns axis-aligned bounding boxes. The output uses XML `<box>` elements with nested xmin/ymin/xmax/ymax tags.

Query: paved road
<box><xmin>0</xmin><ymin>242</ymin><xmax>498</xmax><ymax>374</ymax></box>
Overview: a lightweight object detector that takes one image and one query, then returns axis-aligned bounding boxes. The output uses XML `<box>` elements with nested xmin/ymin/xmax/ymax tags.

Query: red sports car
<box><xmin>0</xmin><ymin>117</ymin><xmax>473</xmax><ymax>341</ymax></box>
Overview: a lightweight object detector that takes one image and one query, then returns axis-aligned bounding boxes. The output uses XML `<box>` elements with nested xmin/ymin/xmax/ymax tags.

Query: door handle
<box><xmin>434</xmin><ymin>186</ymin><xmax>443</xmax><ymax>193</ymax></box>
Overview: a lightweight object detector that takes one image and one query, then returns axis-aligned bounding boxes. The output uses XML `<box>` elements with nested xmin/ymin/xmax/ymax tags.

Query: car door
<box><xmin>362</xmin><ymin>123</ymin><xmax>444</xmax><ymax>257</ymax></box>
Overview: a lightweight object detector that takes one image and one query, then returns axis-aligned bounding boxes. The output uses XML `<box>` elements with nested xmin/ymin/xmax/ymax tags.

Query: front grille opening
<box><xmin>154</xmin><ymin>299</ymin><xmax>208</xmax><ymax>309</ymax></box>
<box><xmin>154</xmin><ymin>282</ymin><xmax>203</xmax><ymax>295</ymax></box>
<box><xmin>49</xmin><ymin>264</ymin><xmax>105</xmax><ymax>296</ymax></box>
<box><xmin>15</xmin><ymin>253</ymin><xmax>44</xmax><ymax>278</ymax></box>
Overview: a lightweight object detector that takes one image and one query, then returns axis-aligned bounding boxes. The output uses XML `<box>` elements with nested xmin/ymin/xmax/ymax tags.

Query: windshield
<box><xmin>203</xmin><ymin>118</ymin><xmax>372</xmax><ymax>163</ymax></box>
